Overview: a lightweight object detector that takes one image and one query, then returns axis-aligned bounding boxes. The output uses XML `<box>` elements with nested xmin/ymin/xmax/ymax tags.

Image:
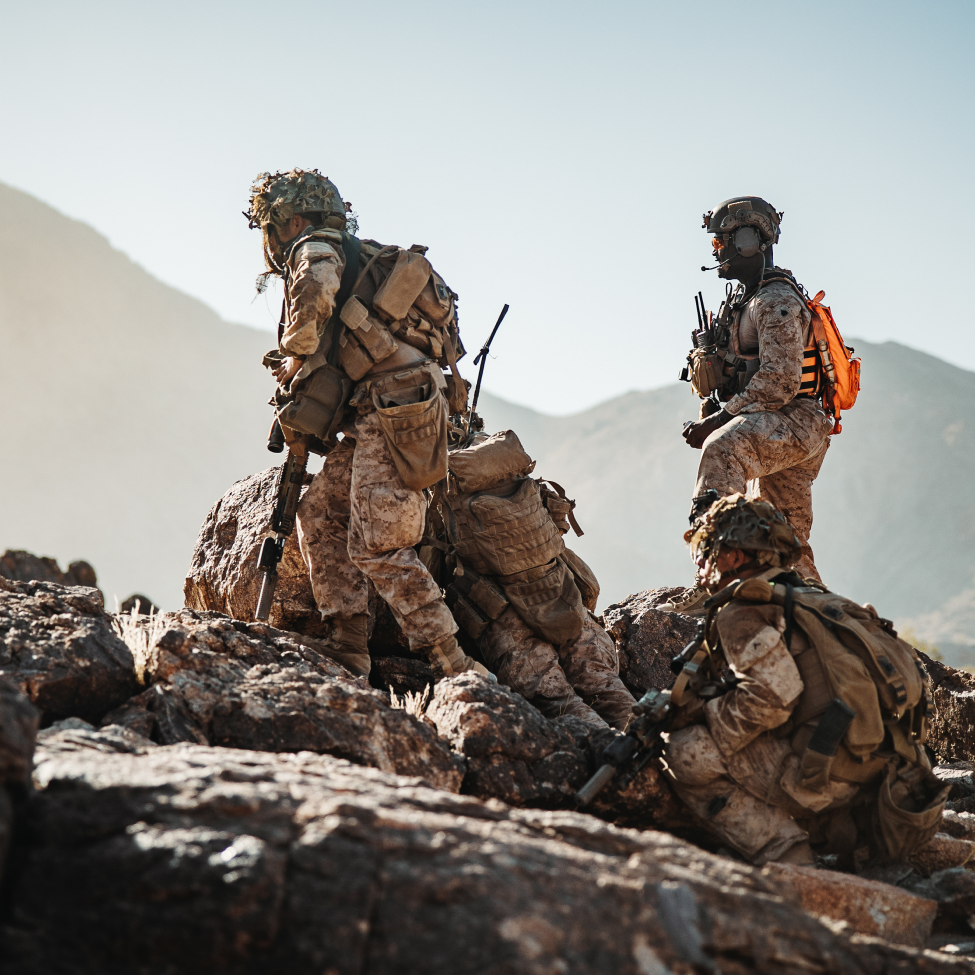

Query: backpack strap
<box><xmin>325</xmin><ymin>233</ymin><xmax>362</xmax><ymax>366</ymax></box>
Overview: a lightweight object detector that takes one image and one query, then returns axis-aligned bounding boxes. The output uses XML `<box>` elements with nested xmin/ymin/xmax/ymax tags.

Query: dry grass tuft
<box><xmin>112</xmin><ymin>602</ymin><xmax>166</xmax><ymax>685</ymax></box>
<box><xmin>389</xmin><ymin>683</ymin><xmax>432</xmax><ymax>717</ymax></box>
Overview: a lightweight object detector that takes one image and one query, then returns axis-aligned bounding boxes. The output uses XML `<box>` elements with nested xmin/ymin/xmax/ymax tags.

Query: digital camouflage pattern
<box><xmin>477</xmin><ymin>606</ymin><xmax>635</xmax><ymax>730</ymax></box>
<box><xmin>694</xmin><ymin>398</ymin><xmax>832</xmax><ymax>580</ymax></box>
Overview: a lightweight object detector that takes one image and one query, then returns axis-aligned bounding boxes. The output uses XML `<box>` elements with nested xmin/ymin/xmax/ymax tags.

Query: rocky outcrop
<box><xmin>3</xmin><ymin>726</ymin><xmax>972</xmax><ymax>975</ymax></box>
<box><xmin>183</xmin><ymin>467</ymin><xmax>327</xmax><ymax>637</ymax></box>
<box><xmin>0</xmin><ymin>549</ymin><xmax>99</xmax><ymax>591</ymax></box>
<box><xmin>0</xmin><ymin>578</ymin><xmax>139</xmax><ymax>723</ymax></box>
<box><xmin>602</xmin><ymin>589</ymin><xmax>699</xmax><ymax>695</ymax></box>
<box><xmin>103</xmin><ymin>608</ymin><xmax>462</xmax><ymax>792</ymax></box>
<box><xmin>924</xmin><ymin>654</ymin><xmax>975</xmax><ymax>763</ymax></box>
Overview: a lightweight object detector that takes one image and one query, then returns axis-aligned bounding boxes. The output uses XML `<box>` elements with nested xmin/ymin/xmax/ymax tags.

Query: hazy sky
<box><xmin>2</xmin><ymin>0</ymin><xmax>972</xmax><ymax>413</ymax></box>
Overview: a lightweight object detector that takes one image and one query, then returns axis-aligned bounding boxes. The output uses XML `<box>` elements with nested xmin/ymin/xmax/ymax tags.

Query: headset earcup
<box><xmin>734</xmin><ymin>226</ymin><xmax>762</xmax><ymax>258</ymax></box>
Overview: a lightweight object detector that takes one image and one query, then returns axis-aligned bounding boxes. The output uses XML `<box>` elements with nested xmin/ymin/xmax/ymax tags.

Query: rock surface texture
<box><xmin>184</xmin><ymin>467</ymin><xmax>326</xmax><ymax>637</ymax></box>
<box><xmin>103</xmin><ymin>608</ymin><xmax>462</xmax><ymax>792</ymax></box>
<box><xmin>0</xmin><ymin>578</ymin><xmax>138</xmax><ymax>723</ymax></box>
<box><xmin>925</xmin><ymin>654</ymin><xmax>975</xmax><ymax>763</ymax></box>
<box><xmin>5</xmin><ymin>571</ymin><xmax>975</xmax><ymax>970</ymax></box>
<box><xmin>602</xmin><ymin>589</ymin><xmax>700</xmax><ymax>695</ymax></box>
<box><xmin>2</xmin><ymin>726</ymin><xmax>972</xmax><ymax>975</ymax></box>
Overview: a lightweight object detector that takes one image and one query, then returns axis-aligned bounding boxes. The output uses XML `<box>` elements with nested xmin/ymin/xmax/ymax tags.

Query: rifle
<box><xmin>468</xmin><ymin>303</ymin><xmax>509</xmax><ymax>422</ymax></box>
<box><xmin>575</xmin><ymin>620</ymin><xmax>709</xmax><ymax>805</ymax></box>
<box><xmin>255</xmin><ymin>434</ymin><xmax>310</xmax><ymax>621</ymax></box>
<box><xmin>575</xmin><ymin>687</ymin><xmax>673</xmax><ymax>805</ymax></box>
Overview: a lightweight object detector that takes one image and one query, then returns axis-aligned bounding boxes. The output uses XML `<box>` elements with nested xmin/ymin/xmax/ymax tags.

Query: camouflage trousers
<box><xmin>695</xmin><ymin>398</ymin><xmax>833</xmax><ymax>581</ymax></box>
<box><xmin>295</xmin><ymin>411</ymin><xmax>457</xmax><ymax>651</ymax></box>
<box><xmin>477</xmin><ymin>607</ymin><xmax>635</xmax><ymax>730</ymax></box>
<box><xmin>664</xmin><ymin>724</ymin><xmax>861</xmax><ymax>865</ymax></box>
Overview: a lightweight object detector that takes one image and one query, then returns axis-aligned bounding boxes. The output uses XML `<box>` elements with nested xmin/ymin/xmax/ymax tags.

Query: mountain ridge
<box><xmin>2</xmin><ymin>181</ymin><xmax>972</xmax><ymax>662</ymax></box>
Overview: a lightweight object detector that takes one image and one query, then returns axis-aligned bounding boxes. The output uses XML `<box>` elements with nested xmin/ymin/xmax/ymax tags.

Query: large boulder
<box><xmin>103</xmin><ymin>608</ymin><xmax>462</xmax><ymax>792</ymax></box>
<box><xmin>3</xmin><ymin>727</ymin><xmax>970</xmax><ymax>974</ymax></box>
<box><xmin>602</xmin><ymin>589</ymin><xmax>700</xmax><ymax>695</ymax></box>
<box><xmin>0</xmin><ymin>578</ymin><xmax>139</xmax><ymax>723</ymax></box>
<box><xmin>183</xmin><ymin>467</ymin><xmax>326</xmax><ymax>637</ymax></box>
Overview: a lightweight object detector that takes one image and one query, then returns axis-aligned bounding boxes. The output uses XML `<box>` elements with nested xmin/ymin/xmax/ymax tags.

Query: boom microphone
<box><xmin>701</xmin><ymin>258</ymin><xmax>732</xmax><ymax>272</ymax></box>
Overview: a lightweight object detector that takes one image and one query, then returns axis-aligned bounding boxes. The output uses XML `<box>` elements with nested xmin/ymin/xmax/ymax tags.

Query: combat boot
<box><xmin>426</xmin><ymin>634</ymin><xmax>496</xmax><ymax>682</ymax></box>
<box><xmin>320</xmin><ymin>614</ymin><xmax>372</xmax><ymax>678</ymax></box>
<box><xmin>658</xmin><ymin>586</ymin><xmax>709</xmax><ymax>617</ymax></box>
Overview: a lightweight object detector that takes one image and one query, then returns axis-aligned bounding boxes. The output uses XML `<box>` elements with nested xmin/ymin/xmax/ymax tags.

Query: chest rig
<box><xmin>680</xmin><ymin>269</ymin><xmax>819</xmax><ymax>405</ymax></box>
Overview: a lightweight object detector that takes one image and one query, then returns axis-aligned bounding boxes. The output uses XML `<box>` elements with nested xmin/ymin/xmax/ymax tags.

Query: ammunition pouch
<box><xmin>366</xmin><ymin>362</ymin><xmax>448</xmax><ymax>491</ymax></box>
<box><xmin>271</xmin><ymin>350</ymin><xmax>351</xmax><ymax>441</ymax></box>
<box><xmin>500</xmin><ymin>558</ymin><xmax>586</xmax><ymax>646</ymax></box>
<box><xmin>337</xmin><ymin>296</ymin><xmax>399</xmax><ymax>380</ymax></box>
<box><xmin>445</xmin><ymin>589</ymin><xmax>490</xmax><ymax>640</ymax></box>
<box><xmin>688</xmin><ymin>347</ymin><xmax>725</xmax><ymax>399</ymax></box>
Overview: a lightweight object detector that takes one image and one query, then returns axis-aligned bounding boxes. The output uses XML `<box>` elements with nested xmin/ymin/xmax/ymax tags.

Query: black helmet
<box><xmin>703</xmin><ymin>196</ymin><xmax>783</xmax><ymax>246</ymax></box>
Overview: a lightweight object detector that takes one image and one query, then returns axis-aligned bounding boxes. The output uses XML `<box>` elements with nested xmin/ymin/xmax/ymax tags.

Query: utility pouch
<box><xmin>412</xmin><ymin>271</ymin><xmax>454</xmax><ymax>325</ymax></box>
<box><xmin>445</xmin><ymin>587</ymin><xmax>490</xmax><ymax>640</ymax></box>
<box><xmin>341</xmin><ymin>295</ymin><xmax>398</xmax><ymax>362</ymax></box>
<box><xmin>875</xmin><ymin>760</ymin><xmax>949</xmax><ymax>862</ymax></box>
<box><xmin>560</xmin><ymin>548</ymin><xmax>600</xmax><ymax>613</ymax></box>
<box><xmin>372</xmin><ymin>249</ymin><xmax>432</xmax><ymax>321</ymax></box>
<box><xmin>502</xmin><ymin>558</ymin><xmax>586</xmax><ymax>646</ymax></box>
<box><xmin>451</xmin><ymin>565</ymin><xmax>509</xmax><ymax>620</ymax></box>
<box><xmin>371</xmin><ymin>366</ymin><xmax>448</xmax><ymax>491</ymax></box>
<box><xmin>688</xmin><ymin>347</ymin><xmax>725</xmax><ymax>399</ymax></box>
<box><xmin>274</xmin><ymin>354</ymin><xmax>351</xmax><ymax>441</ymax></box>
<box><xmin>444</xmin><ymin>374</ymin><xmax>470</xmax><ymax>415</ymax></box>
<box><xmin>337</xmin><ymin>297</ymin><xmax>399</xmax><ymax>380</ymax></box>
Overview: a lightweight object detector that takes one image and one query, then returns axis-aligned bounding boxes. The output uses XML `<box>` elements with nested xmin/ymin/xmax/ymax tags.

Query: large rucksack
<box><xmin>700</xmin><ymin>571</ymin><xmax>947</xmax><ymax>860</ymax></box>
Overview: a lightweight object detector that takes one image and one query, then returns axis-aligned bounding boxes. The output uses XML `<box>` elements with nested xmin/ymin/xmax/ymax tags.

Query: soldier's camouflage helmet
<box><xmin>245</xmin><ymin>169</ymin><xmax>347</xmax><ymax>232</ymax></box>
<box><xmin>685</xmin><ymin>493</ymin><xmax>801</xmax><ymax>569</ymax></box>
<box><xmin>702</xmin><ymin>196</ymin><xmax>783</xmax><ymax>244</ymax></box>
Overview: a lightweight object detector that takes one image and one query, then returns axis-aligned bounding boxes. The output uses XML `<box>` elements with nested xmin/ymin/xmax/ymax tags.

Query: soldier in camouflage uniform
<box><xmin>681</xmin><ymin>197</ymin><xmax>834</xmax><ymax>586</ymax></box>
<box><xmin>246</xmin><ymin>170</ymin><xmax>490</xmax><ymax>681</ymax></box>
<box><xmin>662</xmin><ymin>495</ymin><xmax>945</xmax><ymax>867</ymax></box>
<box><xmin>439</xmin><ymin>427</ymin><xmax>635</xmax><ymax>729</ymax></box>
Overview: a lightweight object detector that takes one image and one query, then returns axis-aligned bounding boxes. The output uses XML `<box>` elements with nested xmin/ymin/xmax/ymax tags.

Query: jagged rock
<box><xmin>763</xmin><ymin>861</ymin><xmax>939</xmax><ymax>948</ymax></box>
<box><xmin>906</xmin><ymin>868</ymin><xmax>975</xmax><ymax>935</ymax></box>
<box><xmin>0</xmin><ymin>578</ymin><xmax>138</xmax><ymax>723</ymax></box>
<box><xmin>602</xmin><ymin>589</ymin><xmax>700</xmax><ymax>695</ymax></box>
<box><xmin>923</xmin><ymin>654</ymin><xmax>975</xmax><ymax>763</ymax></box>
<box><xmin>2</xmin><ymin>729</ymin><xmax>970</xmax><ymax>975</ymax></box>
<box><xmin>426</xmin><ymin>674</ymin><xmax>687</xmax><ymax>831</ymax></box>
<box><xmin>0</xmin><ymin>549</ymin><xmax>99</xmax><ymax>592</ymax></box>
<box><xmin>103</xmin><ymin>608</ymin><xmax>462</xmax><ymax>792</ymax></box>
<box><xmin>183</xmin><ymin>467</ymin><xmax>327</xmax><ymax>637</ymax></box>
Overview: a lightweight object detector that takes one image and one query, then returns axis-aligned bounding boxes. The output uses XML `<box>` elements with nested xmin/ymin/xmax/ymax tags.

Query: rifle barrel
<box><xmin>576</xmin><ymin>763</ymin><xmax>617</xmax><ymax>805</ymax></box>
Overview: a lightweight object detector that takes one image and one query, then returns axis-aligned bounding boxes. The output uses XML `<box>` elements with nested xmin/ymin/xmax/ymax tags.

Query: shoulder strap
<box><xmin>325</xmin><ymin>233</ymin><xmax>362</xmax><ymax>366</ymax></box>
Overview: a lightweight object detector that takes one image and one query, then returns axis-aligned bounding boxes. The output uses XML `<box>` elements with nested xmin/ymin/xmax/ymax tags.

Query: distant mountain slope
<box><xmin>2</xmin><ymin>182</ymin><xmax>972</xmax><ymax>662</ymax></box>
<box><xmin>479</xmin><ymin>341</ymin><xmax>975</xmax><ymax>658</ymax></box>
<box><xmin>0</xmin><ymin>182</ymin><xmax>275</xmax><ymax>607</ymax></box>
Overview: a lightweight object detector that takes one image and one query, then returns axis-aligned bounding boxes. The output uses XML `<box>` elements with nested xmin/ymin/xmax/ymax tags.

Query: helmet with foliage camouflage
<box><xmin>685</xmin><ymin>493</ymin><xmax>801</xmax><ymax>572</ymax></box>
<box><xmin>702</xmin><ymin>196</ymin><xmax>783</xmax><ymax>245</ymax></box>
<box><xmin>245</xmin><ymin>169</ymin><xmax>348</xmax><ymax>232</ymax></box>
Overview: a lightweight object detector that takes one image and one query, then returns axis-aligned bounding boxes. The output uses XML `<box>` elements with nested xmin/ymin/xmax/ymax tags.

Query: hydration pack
<box><xmin>804</xmin><ymin>291</ymin><xmax>860</xmax><ymax>434</ymax></box>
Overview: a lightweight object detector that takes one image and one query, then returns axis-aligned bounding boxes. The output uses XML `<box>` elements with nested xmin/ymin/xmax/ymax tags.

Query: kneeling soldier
<box><xmin>663</xmin><ymin>495</ymin><xmax>947</xmax><ymax>867</ymax></box>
